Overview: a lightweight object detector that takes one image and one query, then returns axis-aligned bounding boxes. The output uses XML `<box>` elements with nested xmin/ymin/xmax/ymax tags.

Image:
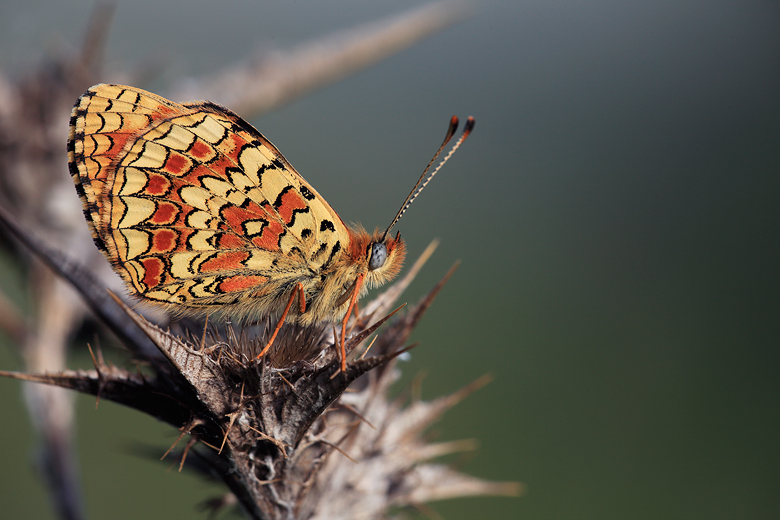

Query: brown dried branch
<box><xmin>175</xmin><ymin>1</ymin><xmax>470</xmax><ymax>116</ymax></box>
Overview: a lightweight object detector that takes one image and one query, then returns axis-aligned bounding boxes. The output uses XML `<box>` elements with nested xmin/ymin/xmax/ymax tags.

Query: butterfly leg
<box><xmin>256</xmin><ymin>282</ymin><xmax>306</xmax><ymax>359</ymax></box>
<box><xmin>338</xmin><ymin>273</ymin><xmax>365</xmax><ymax>372</ymax></box>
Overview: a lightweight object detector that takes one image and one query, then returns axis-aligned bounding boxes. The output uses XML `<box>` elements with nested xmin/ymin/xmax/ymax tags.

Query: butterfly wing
<box><xmin>68</xmin><ymin>84</ymin><xmax>350</xmax><ymax>316</ymax></box>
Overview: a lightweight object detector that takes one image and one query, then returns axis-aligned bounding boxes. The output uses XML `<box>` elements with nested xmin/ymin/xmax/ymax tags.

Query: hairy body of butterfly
<box><xmin>68</xmin><ymin>84</ymin><xmax>472</xmax><ymax>371</ymax></box>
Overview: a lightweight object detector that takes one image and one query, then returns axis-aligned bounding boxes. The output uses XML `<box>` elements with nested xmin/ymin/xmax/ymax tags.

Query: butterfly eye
<box><xmin>368</xmin><ymin>242</ymin><xmax>388</xmax><ymax>271</ymax></box>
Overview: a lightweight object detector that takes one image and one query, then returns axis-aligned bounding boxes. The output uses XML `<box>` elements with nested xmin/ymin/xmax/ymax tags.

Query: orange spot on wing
<box><xmin>244</xmin><ymin>200</ymin><xmax>266</xmax><ymax>214</ymax></box>
<box><xmin>164</xmin><ymin>152</ymin><xmax>190</xmax><ymax>175</ymax></box>
<box><xmin>150</xmin><ymin>202</ymin><xmax>178</xmax><ymax>225</ymax></box>
<box><xmin>220</xmin><ymin>133</ymin><xmax>248</xmax><ymax>162</ymax></box>
<box><xmin>209</xmin><ymin>132</ymin><xmax>244</xmax><ymax>165</ymax></box>
<box><xmin>251</xmin><ymin>221</ymin><xmax>284</xmax><ymax>251</ymax></box>
<box><xmin>145</xmin><ymin>173</ymin><xmax>171</xmax><ymax>196</ymax></box>
<box><xmin>141</xmin><ymin>257</ymin><xmax>163</xmax><ymax>288</ymax></box>
<box><xmin>154</xmin><ymin>104</ymin><xmax>178</xmax><ymax>119</ymax></box>
<box><xmin>220</xmin><ymin>203</ymin><xmax>281</xmax><ymax>252</ymax></box>
<box><xmin>222</xmin><ymin>206</ymin><xmax>255</xmax><ymax>228</ymax></box>
<box><xmin>217</xmin><ymin>232</ymin><xmax>245</xmax><ymax>249</ymax></box>
<box><xmin>189</xmin><ymin>139</ymin><xmax>212</xmax><ymax>160</ymax></box>
<box><xmin>276</xmin><ymin>189</ymin><xmax>307</xmax><ymax>225</ymax></box>
<box><xmin>150</xmin><ymin>228</ymin><xmax>178</xmax><ymax>253</ymax></box>
<box><xmin>104</xmin><ymin>133</ymin><xmax>133</xmax><ymax>158</ymax></box>
<box><xmin>196</xmin><ymin>155</ymin><xmax>233</xmax><ymax>181</ymax></box>
<box><xmin>218</xmin><ymin>275</ymin><xmax>269</xmax><ymax>293</ymax></box>
<box><xmin>200</xmin><ymin>251</ymin><xmax>250</xmax><ymax>272</ymax></box>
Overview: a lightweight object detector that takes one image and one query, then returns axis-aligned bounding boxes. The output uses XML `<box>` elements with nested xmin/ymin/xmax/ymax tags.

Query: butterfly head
<box><xmin>348</xmin><ymin>227</ymin><xmax>406</xmax><ymax>288</ymax></box>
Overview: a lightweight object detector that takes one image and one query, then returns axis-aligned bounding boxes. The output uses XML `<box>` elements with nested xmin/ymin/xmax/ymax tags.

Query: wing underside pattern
<box><xmin>68</xmin><ymin>84</ymin><xmax>348</xmax><ymax>310</ymax></box>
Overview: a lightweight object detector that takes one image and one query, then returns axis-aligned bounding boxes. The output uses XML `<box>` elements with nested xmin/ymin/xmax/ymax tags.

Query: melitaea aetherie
<box><xmin>67</xmin><ymin>84</ymin><xmax>472</xmax><ymax>370</ymax></box>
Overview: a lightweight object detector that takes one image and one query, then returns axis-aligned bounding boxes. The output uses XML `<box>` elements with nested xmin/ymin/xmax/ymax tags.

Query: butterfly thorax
<box><xmin>292</xmin><ymin>226</ymin><xmax>405</xmax><ymax>326</ymax></box>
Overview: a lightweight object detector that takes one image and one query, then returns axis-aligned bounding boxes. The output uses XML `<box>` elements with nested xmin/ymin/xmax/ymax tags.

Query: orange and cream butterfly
<box><xmin>67</xmin><ymin>84</ymin><xmax>473</xmax><ymax>371</ymax></box>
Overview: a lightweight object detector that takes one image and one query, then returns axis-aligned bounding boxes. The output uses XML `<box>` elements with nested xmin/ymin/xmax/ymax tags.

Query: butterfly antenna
<box><xmin>382</xmin><ymin>115</ymin><xmax>475</xmax><ymax>241</ymax></box>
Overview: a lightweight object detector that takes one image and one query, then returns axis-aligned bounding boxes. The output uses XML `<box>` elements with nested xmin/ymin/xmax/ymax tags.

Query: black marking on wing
<box><xmin>97</xmin><ymin>133</ymin><xmax>115</xmax><ymax>157</ymax></box>
<box><xmin>242</xmin><ymin>218</ymin><xmax>268</xmax><ymax>238</ymax></box>
<box><xmin>95</xmin><ymin>113</ymin><xmax>108</xmax><ymax>134</ymax></box>
<box><xmin>320</xmin><ymin>220</ymin><xmax>335</xmax><ymax>232</ymax></box>
<box><xmin>273</xmin><ymin>185</ymin><xmax>310</xmax><ymax>228</ymax></box>
<box><xmin>322</xmin><ymin>241</ymin><xmax>341</xmax><ymax>270</ymax></box>
<box><xmin>300</xmin><ymin>185</ymin><xmax>315</xmax><ymax>201</ymax></box>
<box><xmin>154</xmin><ymin>121</ymin><xmax>176</xmax><ymax>143</ymax></box>
<box><xmin>276</xmin><ymin>228</ymin><xmax>287</xmax><ymax>249</ymax></box>
<box><xmin>273</xmin><ymin>186</ymin><xmax>292</xmax><ymax>208</ymax></box>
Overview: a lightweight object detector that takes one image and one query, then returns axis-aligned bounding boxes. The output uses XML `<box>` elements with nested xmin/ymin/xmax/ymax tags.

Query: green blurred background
<box><xmin>1</xmin><ymin>0</ymin><xmax>778</xmax><ymax>518</ymax></box>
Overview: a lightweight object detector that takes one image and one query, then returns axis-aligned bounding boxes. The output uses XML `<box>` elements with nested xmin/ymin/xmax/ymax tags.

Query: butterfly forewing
<box><xmin>68</xmin><ymin>84</ymin><xmax>350</xmax><ymax>315</ymax></box>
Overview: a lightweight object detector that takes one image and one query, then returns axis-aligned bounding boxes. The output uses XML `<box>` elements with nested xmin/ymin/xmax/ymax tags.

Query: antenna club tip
<box><xmin>463</xmin><ymin>116</ymin><xmax>475</xmax><ymax>137</ymax></box>
<box><xmin>444</xmin><ymin>115</ymin><xmax>459</xmax><ymax>143</ymax></box>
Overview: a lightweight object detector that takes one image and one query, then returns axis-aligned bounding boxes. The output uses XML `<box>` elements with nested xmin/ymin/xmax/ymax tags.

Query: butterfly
<box><xmin>67</xmin><ymin>84</ymin><xmax>473</xmax><ymax>371</ymax></box>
